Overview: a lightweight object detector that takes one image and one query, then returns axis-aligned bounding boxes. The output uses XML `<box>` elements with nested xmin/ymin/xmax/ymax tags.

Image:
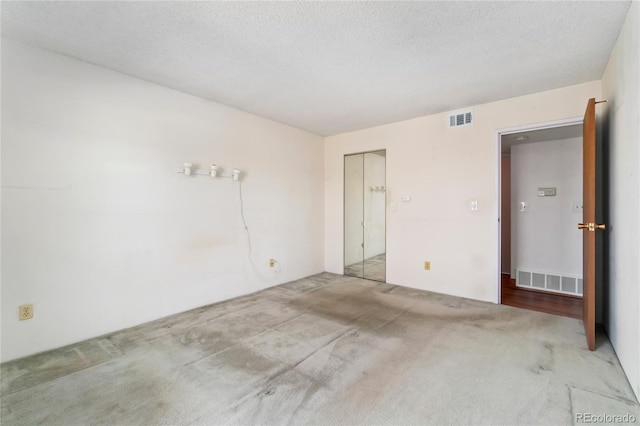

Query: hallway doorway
<box><xmin>498</xmin><ymin>122</ymin><xmax>584</xmax><ymax>319</ymax></box>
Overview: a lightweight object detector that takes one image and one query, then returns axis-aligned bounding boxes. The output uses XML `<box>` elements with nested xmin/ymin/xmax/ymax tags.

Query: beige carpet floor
<box><xmin>2</xmin><ymin>272</ymin><xmax>639</xmax><ymax>425</ymax></box>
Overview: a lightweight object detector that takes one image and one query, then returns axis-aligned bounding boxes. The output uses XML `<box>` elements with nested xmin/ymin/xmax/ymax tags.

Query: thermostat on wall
<box><xmin>538</xmin><ymin>187</ymin><xmax>556</xmax><ymax>197</ymax></box>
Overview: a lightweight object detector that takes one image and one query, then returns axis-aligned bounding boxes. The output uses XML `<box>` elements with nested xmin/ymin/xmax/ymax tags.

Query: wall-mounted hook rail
<box><xmin>177</xmin><ymin>163</ymin><xmax>242</xmax><ymax>180</ymax></box>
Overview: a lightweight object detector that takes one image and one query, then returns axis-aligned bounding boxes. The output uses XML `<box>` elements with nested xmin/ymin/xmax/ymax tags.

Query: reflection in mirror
<box><xmin>344</xmin><ymin>154</ymin><xmax>364</xmax><ymax>278</ymax></box>
<box><xmin>362</xmin><ymin>151</ymin><xmax>386</xmax><ymax>281</ymax></box>
<box><xmin>344</xmin><ymin>150</ymin><xmax>385</xmax><ymax>282</ymax></box>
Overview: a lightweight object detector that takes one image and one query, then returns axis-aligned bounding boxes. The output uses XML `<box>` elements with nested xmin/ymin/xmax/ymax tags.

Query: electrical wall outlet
<box><xmin>269</xmin><ymin>258</ymin><xmax>276</xmax><ymax>268</ymax></box>
<box><xmin>424</xmin><ymin>261</ymin><xmax>431</xmax><ymax>271</ymax></box>
<box><xmin>19</xmin><ymin>304</ymin><xmax>33</xmax><ymax>320</ymax></box>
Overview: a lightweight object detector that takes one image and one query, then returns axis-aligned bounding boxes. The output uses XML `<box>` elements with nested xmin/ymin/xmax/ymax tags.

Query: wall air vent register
<box><xmin>517</xmin><ymin>269</ymin><xmax>583</xmax><ymax>297</ymax></box>
<box><xmin>448</xmin><ymin>110</ymin><xmax>473</xmax><ymax>128</ymax></box>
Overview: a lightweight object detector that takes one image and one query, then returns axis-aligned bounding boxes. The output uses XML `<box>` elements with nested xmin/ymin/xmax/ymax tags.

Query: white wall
<box><xmin>511</xmin><ymin>138</ymin><xmax>583</xmax><ymax>279</ymax></box>
<box><xmin>325</xmin><ymin>81</ymin><xmax>601</xmax><ymax>303</ymax></box>
<box><xmin>601</xmin><ymin>2</ymin><xmax>640</xmax><ymax>401</ymax></box>
<box><xmin>1</xmin><ymin>39</ymin><xmax>325</xmax><ymax>362</ymax></box>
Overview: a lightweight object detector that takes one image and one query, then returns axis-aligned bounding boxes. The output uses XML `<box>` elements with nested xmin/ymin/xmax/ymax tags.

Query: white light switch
<box><xmin>520</xmin><ymin>201</ymin><xmax>528</xmax><ymax>212</ymax></box>
<box><xmin>401</xmin><ymin>195</ymin><xmax>411</xmax><ymax>202</ymax></box>
<box><xmin>470</xmin><ymin>200</ymin><xmax>478</xmax><ymax>211</ymax></box>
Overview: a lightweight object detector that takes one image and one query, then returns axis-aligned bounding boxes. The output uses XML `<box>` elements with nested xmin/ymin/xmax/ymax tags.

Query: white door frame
<box><xmin>495</xmin><ymin>116</ymin><xmax>584</xmax><ymax>304</ymax></box>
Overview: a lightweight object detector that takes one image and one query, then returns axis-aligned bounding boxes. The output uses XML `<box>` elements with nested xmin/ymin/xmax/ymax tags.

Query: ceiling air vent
<box><xmin>448</xmin><ymin>111</ymin><xmax>473</xmax><ymax>128</ymax></box>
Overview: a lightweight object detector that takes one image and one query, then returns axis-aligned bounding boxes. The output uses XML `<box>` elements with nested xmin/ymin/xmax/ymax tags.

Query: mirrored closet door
<box><xmin>344</xmin><ymin>150</ymin><xmax>386</xmax><ymax>282</ymax></box>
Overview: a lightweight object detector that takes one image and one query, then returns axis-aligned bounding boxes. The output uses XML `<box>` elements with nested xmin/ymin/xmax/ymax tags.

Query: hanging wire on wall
<box><xmin>177</xmin><ymin>162</ymin><xmax>280</xmax><ymax>284</ymax></box>
<box><xmin>237</xmin><ymin>181</ymin><xmax>280</xmax><ymax>284</ymax></box>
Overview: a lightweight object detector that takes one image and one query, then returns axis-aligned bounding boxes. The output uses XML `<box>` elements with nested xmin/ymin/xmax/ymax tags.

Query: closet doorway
<box><xmin>344</xmin><ymin>150</ymin><xmax>386</xmax><ymax>282</ymax></box>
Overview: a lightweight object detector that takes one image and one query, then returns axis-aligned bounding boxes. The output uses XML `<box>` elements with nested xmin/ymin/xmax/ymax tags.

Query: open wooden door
<box><xmin>579</xmin><ymin>98</ymin><xmax>604</xmax><ymax>350</ymax></box>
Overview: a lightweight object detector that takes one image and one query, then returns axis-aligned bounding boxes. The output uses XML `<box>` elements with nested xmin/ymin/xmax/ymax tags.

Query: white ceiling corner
<box><xmin>0</xmin><ymin>1</ymin><xmax>632</xmax><ymax>136</ymax></box>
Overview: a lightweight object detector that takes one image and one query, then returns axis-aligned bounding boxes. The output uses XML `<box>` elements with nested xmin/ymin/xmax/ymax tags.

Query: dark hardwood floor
<box><xmin>501</xmin><ymin>273</ymin><xmax>582</xmax><ymax>319</ymax></box>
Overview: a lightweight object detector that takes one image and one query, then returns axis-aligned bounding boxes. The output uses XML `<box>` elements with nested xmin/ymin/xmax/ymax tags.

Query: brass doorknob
<box><xmin>578</xmin><ymin>223</ymin><xmax>606</xmax><ymax>231</ymax></box>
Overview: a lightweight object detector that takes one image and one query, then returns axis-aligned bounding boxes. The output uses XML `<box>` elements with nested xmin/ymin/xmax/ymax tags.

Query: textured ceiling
<box><xmin>502</xmin><ymin>124</ymin><xmax>582</xmax><ymax>155</ymax></box>
<box><xmin>1</xmin><ymin>1</ymin><xmax>631</xmax><ymax>136</ymax></box>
